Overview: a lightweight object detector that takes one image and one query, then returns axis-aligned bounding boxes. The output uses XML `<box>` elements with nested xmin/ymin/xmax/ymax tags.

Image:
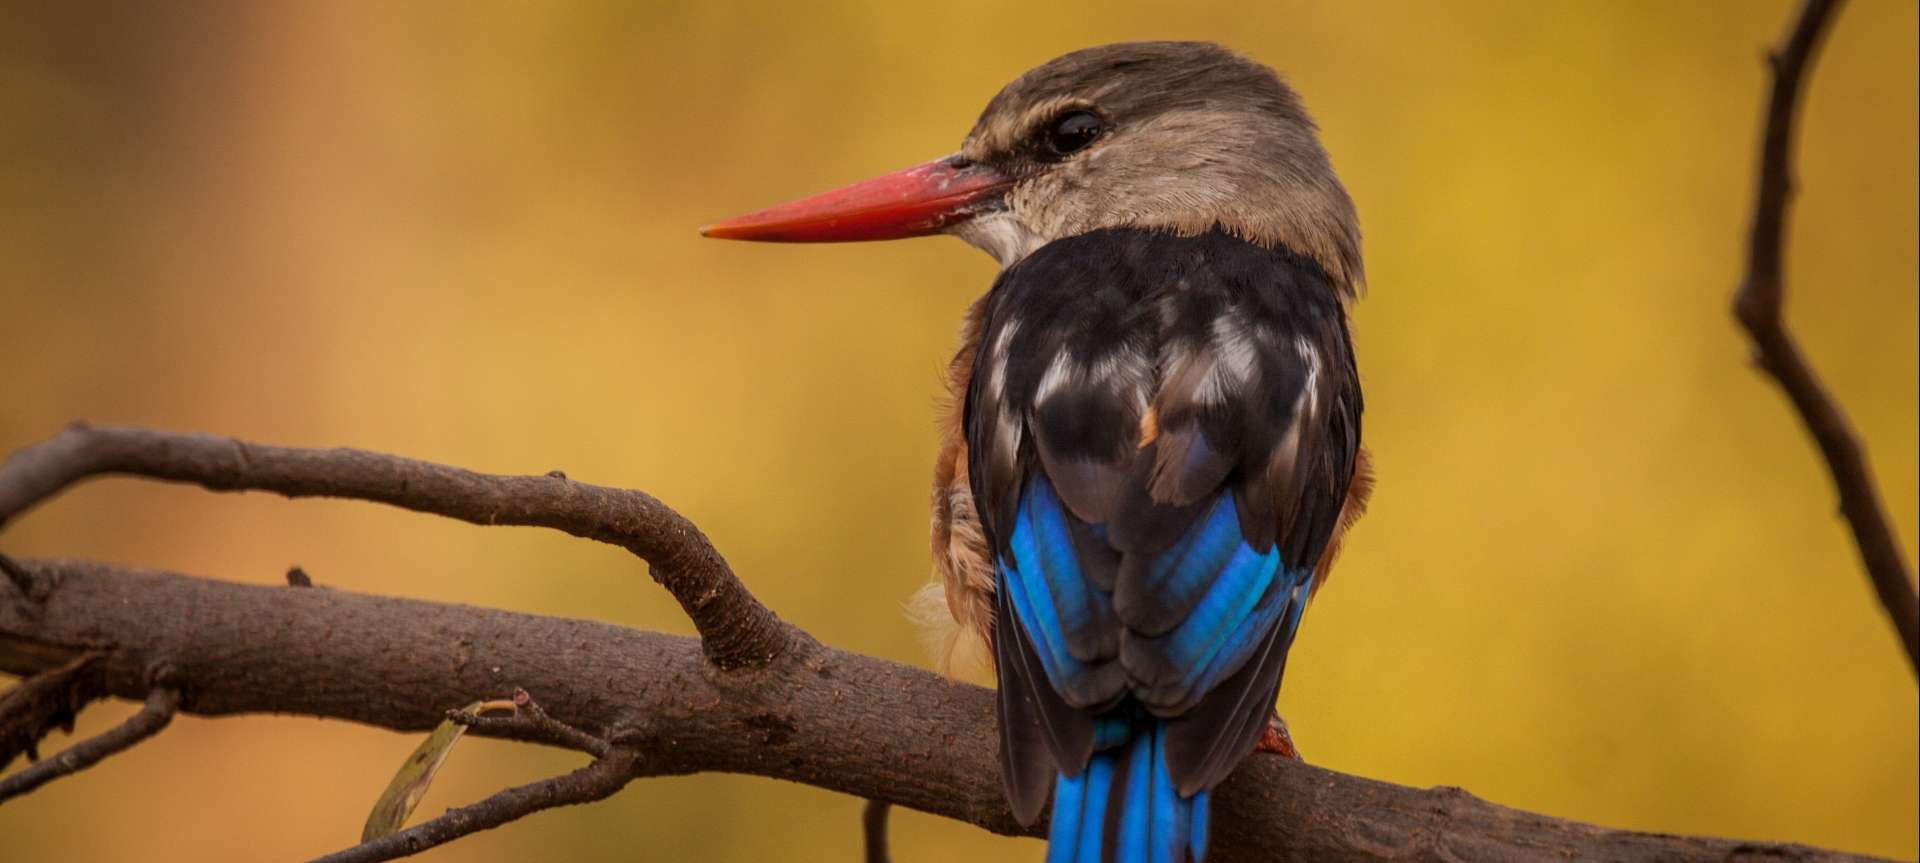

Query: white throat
<box><xmin>951</xmin><ymin>211</ymin><xmax>1047</xmax><ymax>269</ymax></box>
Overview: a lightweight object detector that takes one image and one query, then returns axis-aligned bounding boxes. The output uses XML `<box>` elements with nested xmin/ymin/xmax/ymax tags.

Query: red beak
<box><xmin>700</xmin><ymin>154</ymin><xmax>1012</xmax><ymax>243</ymax></box>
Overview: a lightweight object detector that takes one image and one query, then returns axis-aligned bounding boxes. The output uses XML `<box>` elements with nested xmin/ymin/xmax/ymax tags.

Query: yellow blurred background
<box><xmin>2</xmin><ymin>1</ymin><xmax>1914</xmax><ymax>860</ymax></box>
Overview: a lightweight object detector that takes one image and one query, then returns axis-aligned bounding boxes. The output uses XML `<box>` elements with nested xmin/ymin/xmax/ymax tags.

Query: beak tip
<box><xmin>700</xmin><ymin>223</ymin><xmax>751</xmax><ymax>241</ymax></box>
<box><xmin>696</xmin><ymin>155</ymin><xmax>1010</xmax><ymax>245</ymax></box>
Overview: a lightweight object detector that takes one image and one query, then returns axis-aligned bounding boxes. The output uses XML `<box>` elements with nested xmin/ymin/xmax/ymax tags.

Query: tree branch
<box><xmin>0</xmin><ymin>650</ymin><xmax>107</xmax><ymax>771</ymax></box>
<box><xmin>0</xmin><ymin>683</ymin><xmax>179</xmax><ymax>804</ymax></box>
<box><xmin>0</xmin><ymin>422</ymin><xmax>800</xmax><ymax>669</ymax></box>
<box><xmin>448</xmin><ymin>688</ymin><xmax>611</xmax><ymax>757</ymax></box>
<box><xmin>0</xmin><ymin>558</ymin><xmax>1885</xmax><ymax>862</ymax></box>
<box><xmin>1733</xmin><ymin>0</ymin><xmax>1918</xmax><ymax>674</ymax></box>
<box><xmin>309</xmin><ymin>747</ymin><xmax>640</xmax><ymax>863</ymax></box>
<box><xmin>863</xmin><ymin>800</ymin><xmax>892</xmax><ymax>863</ymax></box>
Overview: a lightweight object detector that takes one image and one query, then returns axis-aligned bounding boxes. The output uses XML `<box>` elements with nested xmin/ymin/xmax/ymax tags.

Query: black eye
<box><xmin>1045</xmin><ymin>110</ymin><xmax>1105</xmax><ymax>157</ymax></box>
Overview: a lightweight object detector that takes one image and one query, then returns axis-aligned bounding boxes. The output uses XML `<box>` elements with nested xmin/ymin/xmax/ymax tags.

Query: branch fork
<box><xmin>1732</xmin><ymin>0</ymin><xmax>1917</xmax><ymax>673</ymax></box>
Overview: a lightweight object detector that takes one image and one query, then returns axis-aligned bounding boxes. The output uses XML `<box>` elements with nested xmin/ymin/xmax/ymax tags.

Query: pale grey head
<box><xmin>952</xmin><ymin>41</ymin><xmax>1363</xmax><ymax>295</ymax></box>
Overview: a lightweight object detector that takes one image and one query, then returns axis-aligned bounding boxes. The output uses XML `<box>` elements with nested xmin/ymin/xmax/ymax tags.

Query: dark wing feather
<box><xmin>1163</xmin><ymin>617</ymin><xmax>1288</xmax><ymax>795</ymax></box>
<box><xmin>995</xmin><ymin>576</ymin><xmax>1074</xmax><ymax>825</ymax></box>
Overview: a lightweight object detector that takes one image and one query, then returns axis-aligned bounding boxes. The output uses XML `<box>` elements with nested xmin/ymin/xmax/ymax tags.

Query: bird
<box><xmin>702</xmin><ymin>41</ymin><xmax>1372</xmax><ymax>863</ymax></box>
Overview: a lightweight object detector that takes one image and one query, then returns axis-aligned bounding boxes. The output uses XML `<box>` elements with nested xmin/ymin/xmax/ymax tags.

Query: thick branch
<box><xmin>0</xmin><ymin>423</ymin><xmax>798</xmax><ymax>669</ymax></box>
<box><xmin>0</xmin><ymin>684</ymin><xmax>178</xmax><ymax>803</ymax></box>
<box><xmin>0</xmin><ymin>559</ymin><xmax>1884</xmax><ymax>862</ymax></box>
<box><xmin>1733</xmin><ymin>0</ymin><xmax>1918</xmax><ymax>673</ymax></box>
<box><xmin>310</xmin><ymin>748</ymin><xmax>639</xmax><ymax>863</ymax></box>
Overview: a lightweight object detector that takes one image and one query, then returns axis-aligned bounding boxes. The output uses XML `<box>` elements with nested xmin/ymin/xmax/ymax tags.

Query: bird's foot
<box><xmin>1253</xmin><ymin>713</ymin><xmax>1302</xmax><ymax>761</ymax></box>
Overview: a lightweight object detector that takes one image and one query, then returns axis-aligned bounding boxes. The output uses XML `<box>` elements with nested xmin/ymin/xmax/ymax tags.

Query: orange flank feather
<box><xmin>923</xmin><ymin>298</ymin><xmax>998</xmax><ymax>675</ymax></box>
<box><xmin>1311</xmin><ymin>446</ymin><xmax>1373</xmax><ymax>597</ymax></box>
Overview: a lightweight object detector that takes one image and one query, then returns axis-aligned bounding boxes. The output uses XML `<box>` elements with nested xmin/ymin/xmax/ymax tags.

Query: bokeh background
<box><xmin>2</xmin><ymin>1</ymin><xmax>1915</xmax><ymax>860</ymax></box>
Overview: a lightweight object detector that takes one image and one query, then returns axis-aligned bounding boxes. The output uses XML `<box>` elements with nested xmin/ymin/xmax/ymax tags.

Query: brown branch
<box><xmin>0</xmin><ymin>650</ymin><xmax>107</xmax><ymax>771</ymax></box>
<box><xmin>0</xmin><ymin>558</ymin><xmax>1885</xmax><ymax>862</ymax></box>
<box><xmin>0</xmin><ymin>684</ymin><xmax>179</xmax><ymax>804</ymax></box>
<box><xmin>448</xmin><ymin>688</ymin><xmax>610</xmax><ymax>757</ymax></box>
<box><xmin>863</xmin><ymin>799</ymin><xmax>892</xmax><ymax>863</ymax></box>
<box><xmin>1733</xmin><ymin>0</ymin><xmax>1919</xmax><ymax>674</ymax></box>
<box><xmin>0</xmin><ymin>422</ymin><xmax>800</xmax><ymax>669</ymax></box>
<box><xmin>309</xmin><ymin>747</ymin><xmax>640</xmax><ymax>863</ymax></box>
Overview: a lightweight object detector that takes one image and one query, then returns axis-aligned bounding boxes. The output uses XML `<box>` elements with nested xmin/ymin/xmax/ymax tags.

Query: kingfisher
<box><xmin>703</xmin><ymin>41</ymin><xmax>1372</xmax><ymax>863</ymax></box>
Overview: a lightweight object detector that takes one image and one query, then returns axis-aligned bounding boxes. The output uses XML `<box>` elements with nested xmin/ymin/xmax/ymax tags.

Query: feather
<box><xmin>996</xmin><ymin>576</ymin><xmax>1093</xmax><ymax>823</ymax></box>
<box><xmin>1112</xmin><ymin>494</ymin><xmax>1248</xmax><ymax>635</ymax></box>
<box><xmin>1161</xmin><ymin>570</ymin><xmax>1313</xmax><ymax>795</ymax></box>
<box><xmin>1002</xmin><ymin>481</ymin><xmax>1128</xmax><ymax>707</ymax></box>
<box><xmin>1128</xmin><ymin>552</ymin><xmax>1289</xmax><ymax>715</ymax></box>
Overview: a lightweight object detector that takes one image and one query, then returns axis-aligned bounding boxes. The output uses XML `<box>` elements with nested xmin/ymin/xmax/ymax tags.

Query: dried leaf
<box><xmin>360</xmin><ymin>699</ymin><xmax>506</xmax><ymax>841</ymax></box>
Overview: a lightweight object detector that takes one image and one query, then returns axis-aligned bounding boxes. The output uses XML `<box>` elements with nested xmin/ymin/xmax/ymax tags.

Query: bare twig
<box><xmin>0</xmin><ymin>558</ymin><xmax>1886</xmax><ymax>862</ymax></box>
<box><xmin>1733</xmin><ymin>0</ymin><xmax>1918</xmax><ymax>674</ymax></box>
<box><xmin>448</xmin><ymin>688</ymin><xmax>610</xmax><ymax>757</ymax></box>
<box><xmin>310</xmin><ymin>747</ymin><xmax>640</xmax><ymax>863</ymax></box>
<box><xmin>0</xmin><ymin>423</ymin><xmax>800</xmax><ymax>669</ymax></box>
<box><xmin>0</xmin><ymin>651</ymin><xmax>107</xmax><ymax>771</ymax></box>
<box><xmin>863</xmin><ymin>799</ymin><xmax>892</xmax><ymax>863</ymax></box>
<box><xmin>0</xmin><ymin>685</ymin><xmax>179</xmax><ymax>804</ymax></box>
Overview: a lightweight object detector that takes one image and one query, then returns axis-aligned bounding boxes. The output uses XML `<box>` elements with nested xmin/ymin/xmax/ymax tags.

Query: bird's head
<box><xmin>702</xmin><ymin>41</ymin><xmax>1361</xmax><ymax>296</ymax></box>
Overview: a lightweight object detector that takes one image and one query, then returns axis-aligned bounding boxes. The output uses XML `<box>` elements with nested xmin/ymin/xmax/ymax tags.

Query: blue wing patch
<box><xmin>1002</xmin><ymin>475</ymin><xmax>1312</xmax><ymax>716</ymax></box>
<box><xmin>1001</xmin><ymin>476</ymin><xmax>1125</xmax><ymax>709</ymax></box>
<box><xmin>1118</xmin><ymin>495</ymin><xmax>1310</xmax><ymax>716</ymax></box>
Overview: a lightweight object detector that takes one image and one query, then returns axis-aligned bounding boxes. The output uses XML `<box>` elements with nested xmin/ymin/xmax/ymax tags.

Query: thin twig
<box><xmin>1732</xmin><ymin>0</ymin><xmax>1918</xmax><ymax>674</ymax></box>
<box><xmin>448</xmin><ymin>688</ymin><xmax>610</xmax><ymax>757</ymax></box>
<box><xmin>0</xmin><ymin>652</ymin><xmax>108</xmax><ymax>771</ymax></box>
<box><xmin>0</xmin><ymin>423</ymin><xmax>801</xmax><ymax>669</ymax></box>
<box><xmin>308</xmin><ymin>747</ymin><xmax>639</xmax><ymax>863</ymax></box>
<box><xmin>0</xmin><ymin>686</ymin><xmax>179</xmax><ymax>804</ymax></box>
<box><xmin>863</xmin><ymin>799</ymin><xmax>892</xmax><ymax>863</ymax></box>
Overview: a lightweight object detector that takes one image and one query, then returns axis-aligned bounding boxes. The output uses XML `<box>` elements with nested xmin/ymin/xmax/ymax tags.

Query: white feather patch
<box><xmin>905</xmin><ymin>582</ymin><xmax>993</xmax><ymax>680</ymax></box>
<box><xmin>952</xmin><ymin>211</ymin><xmax>1047</xmax><ymax>268</ymax></box>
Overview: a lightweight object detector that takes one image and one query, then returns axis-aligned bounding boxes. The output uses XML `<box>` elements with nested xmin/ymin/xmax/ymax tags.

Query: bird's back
<box><xmin>963</xmin><ymin>227</ymin><xmax>1362</xmax><ymax>861</ymax></box>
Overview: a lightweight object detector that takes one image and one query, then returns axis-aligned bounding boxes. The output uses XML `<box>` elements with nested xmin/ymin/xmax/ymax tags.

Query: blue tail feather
<box><xmin>1047</xmin><ymin>722</ymin><xmax>1205</xmax><ymax>863</ymax></box>
<box><xmin>1188</xmin><ymin>790</ymin><xmax>1210</xmax><ymax>862</ymax></box>
<box><xmin>1147</xmin><ymin>728</ymin><xmax>1181</xmax><ymax>863</ymax></box>
<box><xmin>1047</xmin><ymin>752</ymin><xmax>1090</xmax><ymax>858</ymax></box>
<box><xmin>1074</xmin><ymin>753</ymin><xmax>1113</xmax><ymax>863</ymax></box>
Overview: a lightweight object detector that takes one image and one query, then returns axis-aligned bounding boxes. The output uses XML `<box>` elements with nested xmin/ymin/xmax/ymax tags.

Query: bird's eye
<box><xmin>1044</xmin><ymin>111</ymin><xmax>1105</xmax><ymax>157</ymax></box>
